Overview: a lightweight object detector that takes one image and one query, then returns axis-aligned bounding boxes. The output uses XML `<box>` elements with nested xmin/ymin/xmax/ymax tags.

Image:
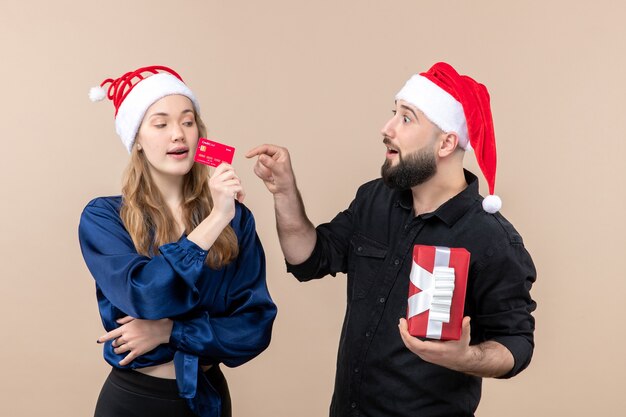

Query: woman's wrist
<box><xmin>206</xmin><ymin>209</ymin><xmax>232</xmax><ymax>229</ymax></box>
<box><xmin>160</xmin><ymin>319</ymin><xmax>174</xmax><ymax>344</ymax></box>
<box><xmin>187</xmin><ymin>210</ymin><xmax>232</xmax><ymax>250</ymax></box>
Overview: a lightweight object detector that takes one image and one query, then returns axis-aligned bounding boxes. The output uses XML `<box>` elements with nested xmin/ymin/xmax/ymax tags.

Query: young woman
<box><xmin>79</xmin><ymin>66</ymin><xmax>276</xmax><ymax>417</ymax></box>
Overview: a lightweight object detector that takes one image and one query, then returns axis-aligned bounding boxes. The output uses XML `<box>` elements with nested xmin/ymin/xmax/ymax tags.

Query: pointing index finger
<box><xmin>245</xmin><ymin>144</ymin><xmax>280</xmax><ymax>159</ymax></box>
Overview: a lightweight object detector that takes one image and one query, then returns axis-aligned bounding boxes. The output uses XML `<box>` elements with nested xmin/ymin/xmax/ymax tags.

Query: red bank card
<box><xmin>194</xmin><ymin>138</ymin><xmax>235</xmax><ymax>167</ymax></box>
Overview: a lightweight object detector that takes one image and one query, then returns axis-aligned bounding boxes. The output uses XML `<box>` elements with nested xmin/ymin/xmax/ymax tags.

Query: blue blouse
<box><xmin>78</xmin><ymin>196</ymin><xmax>277</xmax><ymax>417</ymax></box>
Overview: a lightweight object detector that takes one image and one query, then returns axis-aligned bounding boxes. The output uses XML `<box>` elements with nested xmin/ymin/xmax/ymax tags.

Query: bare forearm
<box><xmin>457</xmin><ymin>341</ymin><xmax>514</xmax><ymax>378</ymax></box>
<box><xmin>246</xmin><ymin>144</ymin><xmax>317</xmax><ymax>263</ymax></box>
<box><xmin>274</xmin><ymin>190</ymin><xmax>317</xmax><ymax>265</ymax></box>
<box><xmin>187</xmin><ymin>212</ymin><xmax>231</xmax><ymax>251</ymax></box>
<box><xmin>188</xmin><ymin>163</ymin><xmax>242</xmax><ymax>251</ymax></box>
<box><xmin>399</xmin><ymin>317</ymin><xmax>514</xmax><ymax>378</ymax></box>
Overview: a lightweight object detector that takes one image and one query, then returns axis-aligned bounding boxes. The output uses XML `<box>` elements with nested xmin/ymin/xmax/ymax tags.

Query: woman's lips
<box><xmin>167</xmin><ymin>147</ymin><xmax>189</xmax><ymax>159</ymax></box>
<box><xmin>168</xmin><ymin>151</ymin><xmax>188</xmax><ymax>160</ymax></box>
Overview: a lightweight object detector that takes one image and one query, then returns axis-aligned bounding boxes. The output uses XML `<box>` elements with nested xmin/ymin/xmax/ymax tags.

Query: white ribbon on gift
<box><xmin>407</xmin><ymin>247</ymin><xmax>456</xmax><ymax>339</ymax></box>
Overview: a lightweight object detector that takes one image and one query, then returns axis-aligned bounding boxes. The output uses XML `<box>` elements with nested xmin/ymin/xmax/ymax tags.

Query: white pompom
<box><xmin>482</xmin><ymin>194</ymin><xmax>502</xmax><ymax>213</ymax></box>
<box><xmin>89</xmin><ymin>86</ymin><xmax>106</xmax><ymax>102</ymax></box>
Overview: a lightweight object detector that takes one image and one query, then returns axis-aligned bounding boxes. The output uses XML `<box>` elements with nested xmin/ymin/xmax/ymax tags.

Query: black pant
<box><xmin>94</xmin><ymin>366</ymin><xmax>231</xmax><ymax>417</ymax></box>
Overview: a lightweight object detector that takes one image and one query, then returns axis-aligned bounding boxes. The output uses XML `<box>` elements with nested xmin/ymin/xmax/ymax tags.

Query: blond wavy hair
<box><xmin>120</xmin><ymin>116</ymin><xmax>238</xmax><ymax>269</ymax></box>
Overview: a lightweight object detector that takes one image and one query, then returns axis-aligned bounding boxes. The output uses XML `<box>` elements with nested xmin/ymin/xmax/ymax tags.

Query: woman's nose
<box><xmin>171</xmin><ymin>125</ymin><xmax>185</xmax><ymax>142</ymax></box>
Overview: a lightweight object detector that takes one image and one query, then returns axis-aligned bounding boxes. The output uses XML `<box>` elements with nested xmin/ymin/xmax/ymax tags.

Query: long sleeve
<box><xmin>78</xmin><ymin>197</ymin><xmax>207</xmax><ymax>319</ymax></box>
<box><xmin>468</xmin><ymin>237</ymin><xmax>537</xmax><ymax>379</ymax></box>
<box><xmin>80</xmin><ymin>197</ymin><xmax>276</xmax><ymax>417</ymax></box>
<box><xmin>286</xmin><ymin>196</ymin><xmax>357</xmax><ymax>281</ymax></box>
<box><xmin>169</xmin><ymin>208</ymin><xmax>277</xmax><ymax>367</ymax></box>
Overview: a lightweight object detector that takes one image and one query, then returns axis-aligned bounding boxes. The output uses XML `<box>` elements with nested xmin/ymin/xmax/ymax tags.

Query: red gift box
<box><xmin>406</xmin><ymin>245</ymin><xmax>470</xmax><ymax>340</ymax></box>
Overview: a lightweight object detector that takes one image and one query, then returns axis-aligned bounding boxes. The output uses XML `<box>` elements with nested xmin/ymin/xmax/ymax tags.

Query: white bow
<box><xmin>407</xmin><ymin>247</ymin><xmax>456</xmax><ymax>339</ymax></box>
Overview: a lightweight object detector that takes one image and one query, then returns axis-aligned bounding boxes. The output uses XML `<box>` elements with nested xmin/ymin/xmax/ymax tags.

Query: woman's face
<box><xmin>135</xmin><ymin>94</ymin><xmax>199</xmax><ymax>181</ymax></box>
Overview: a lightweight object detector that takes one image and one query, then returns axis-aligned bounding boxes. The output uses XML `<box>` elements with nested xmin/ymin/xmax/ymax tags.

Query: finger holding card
<box><xmin>213</xmin><ymin>164</ymin><xmax>246</xmax><ymax>203</ymax></box>
<box><xmin>197</xmin><ymin>138</ymin><xmax>246</xmax><ymax>218</ymax></box>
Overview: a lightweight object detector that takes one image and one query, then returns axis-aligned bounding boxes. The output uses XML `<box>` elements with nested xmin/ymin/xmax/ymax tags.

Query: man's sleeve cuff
<box><xmin>490</xmin><ymin>335</ymin><xmax>534</xmax><ymax>379</ymax></box>
<box><xmin>285</xmin><ymin>235</ymin><xmax>323</xmax><ymax>280</ymax></box>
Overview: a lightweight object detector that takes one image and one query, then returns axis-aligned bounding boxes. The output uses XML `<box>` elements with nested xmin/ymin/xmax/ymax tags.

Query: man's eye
<box><xmin>403</xmin><ymin>116</ymin><xmax>411</xmax><ymax>123</ymax></box>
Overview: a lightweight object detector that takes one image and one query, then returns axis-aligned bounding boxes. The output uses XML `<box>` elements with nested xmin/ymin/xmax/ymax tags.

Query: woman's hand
<box><xmin>208</xmin><ymin>163</ymin><xmax>245</xmax><ymax>223</ymax></box>
<box><xmin>97</xmin><ymin>316</ymin><xmax>173</xmax><ymax>366</ymax></box>
<box><xmin>187</xmin><ymin>163</ymin><xmax>244</xmax><ymax>251</ymax></box>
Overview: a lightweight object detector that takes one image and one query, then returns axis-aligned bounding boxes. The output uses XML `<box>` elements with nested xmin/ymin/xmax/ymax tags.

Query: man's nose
<box><xmin>381</xmin><ymin>116</ymin><xmax>396</xmax><ymax>138</ymax></box>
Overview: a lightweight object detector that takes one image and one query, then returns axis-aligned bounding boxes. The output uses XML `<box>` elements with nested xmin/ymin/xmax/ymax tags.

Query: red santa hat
<box><xmin>89</xmin><ymin>65</ymin><xmax>200</xmax><ymax>153</ymax></box>
<box><xmin>395</xmin><ymin>62</ymin><xmax>501</xmax><ymax>213</ymax></box>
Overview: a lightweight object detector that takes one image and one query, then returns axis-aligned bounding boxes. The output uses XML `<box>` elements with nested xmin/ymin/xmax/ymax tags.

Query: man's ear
<box><xmin>438</xmin><ymin>131</ymin><xmax>460</xmax><ymax>157</ymax></box>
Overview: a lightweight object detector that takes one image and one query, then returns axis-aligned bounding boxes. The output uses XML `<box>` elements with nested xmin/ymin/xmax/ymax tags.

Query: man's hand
<box><xmin>246</xmin><ymin>144</ymin><xmax>297</xmax><ymax>196</ymax></box>
<box><xmin>97</xmin><ymin>316</ymin><xmax>173</xmax><ymax>366</ymax></box>
<box><xmin>398</xmin><ymin>316</ymin><xmax>474</xmax><ymax>372</ymax></box>
<box><xmin>246</xmin><ymin>144</ymin><xmax>316</xmax><ymax>265</ymax></box>
<box><xmin>398</xmin><ymin>317</ymin><xmax>513</xmax><ymax>378</ymax></box>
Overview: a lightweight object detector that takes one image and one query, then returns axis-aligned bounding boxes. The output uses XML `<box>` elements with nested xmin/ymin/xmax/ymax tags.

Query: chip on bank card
<box><xmin>194</xmin><ymin>138</ymin><xmax>235</xmax><ymax>167</ymax></box>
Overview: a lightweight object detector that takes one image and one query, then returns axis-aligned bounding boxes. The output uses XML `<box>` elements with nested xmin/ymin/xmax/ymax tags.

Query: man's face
<box><xmin>380</xmin><ymin>100</ymin><xmax>442</xmax><ymax>190</ymax></box>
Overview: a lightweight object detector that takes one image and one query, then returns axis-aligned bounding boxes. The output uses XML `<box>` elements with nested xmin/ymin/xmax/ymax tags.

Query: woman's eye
<box><xmin>403</xmin><ymin>115</ymin><xmax>411</xmax><ymax>123</ymax></box>
<box><xmin>182</xmin><ymin>121</ymin><xmax>194</xmax><ymax>127</ymax></box>
<box><xmin>154</xmin><ymin>123</ymin><xmax>166</xmax><ymax>128</ymax></box>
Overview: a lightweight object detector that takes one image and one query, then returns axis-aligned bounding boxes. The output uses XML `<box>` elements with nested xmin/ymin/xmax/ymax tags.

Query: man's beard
<box><xmin>381</xmin><ymin>146</ymin><xmax>437</xmax><ymax>190</ymax></box>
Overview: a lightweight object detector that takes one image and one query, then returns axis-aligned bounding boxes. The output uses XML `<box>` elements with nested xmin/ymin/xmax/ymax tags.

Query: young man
<box><xmin>247</xmin><ymin>62</ymin><xmax>536</xmax><ymax>417</ymax></box>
